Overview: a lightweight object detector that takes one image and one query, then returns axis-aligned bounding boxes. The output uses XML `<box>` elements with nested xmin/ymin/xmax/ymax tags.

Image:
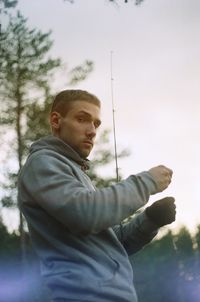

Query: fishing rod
<box><xmin>110</xmin><ymin>51</ymin><xmax>125</xmax><ymax>242</ymax></box>
<box><xmin>110</xmin><ymin>51</ymin><xmax>120</xmax><ymax>183</ymax></box>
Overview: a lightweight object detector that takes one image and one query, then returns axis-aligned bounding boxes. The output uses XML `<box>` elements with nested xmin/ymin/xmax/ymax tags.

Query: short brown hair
<box><xmin>51</xmin><ymin>89</ymin><xmax>101</xmax><ymax>117</ymax></box>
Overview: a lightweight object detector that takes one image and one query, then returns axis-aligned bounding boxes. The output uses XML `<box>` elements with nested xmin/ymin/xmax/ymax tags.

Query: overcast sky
<box><xmin>3</xmin><ymin>0</ymin><xmax>200</xmax><ymax>233</ymax></box>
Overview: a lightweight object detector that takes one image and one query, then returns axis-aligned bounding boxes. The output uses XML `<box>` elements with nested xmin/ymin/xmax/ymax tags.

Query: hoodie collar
<box><xmin>30</xmin><ymin>135</ymin><xmax>90</xmax><ymax>171</ymax></box>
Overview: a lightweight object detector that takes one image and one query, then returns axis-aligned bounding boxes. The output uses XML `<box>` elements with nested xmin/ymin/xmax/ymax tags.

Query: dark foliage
<box><xmin>1</xmin><ymin>220</ymin><xmax>200</xmax><ymax>302</ymax></box>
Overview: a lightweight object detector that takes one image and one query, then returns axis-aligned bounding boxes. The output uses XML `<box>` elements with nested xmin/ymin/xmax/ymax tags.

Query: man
<box><xmin>18</xmin><ymin>89</ymin><xmax>176</xmax><ymax>302</ymax></box>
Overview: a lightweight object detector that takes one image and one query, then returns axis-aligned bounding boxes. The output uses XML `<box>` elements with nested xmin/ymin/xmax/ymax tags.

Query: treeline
<box><xmin>132</xmin><ymin>226</ymin><xmax>200</xmax><ymax>302</ymax></box>
<box><xmin>0</xmin><ymin>220</ymin><xmax>199</xmax><ymax>302</ymax></box>
<box><xmin>0</xmin><ymin>220</ymin><xmax>48</xmax><ymax>302</ymax></box>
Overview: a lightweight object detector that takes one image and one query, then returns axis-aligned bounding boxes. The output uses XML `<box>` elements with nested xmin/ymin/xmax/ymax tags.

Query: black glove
<box><xmin>145</xmin><ymin>197</ymin><xmax>176</xmax><ymax>227</ymax></box>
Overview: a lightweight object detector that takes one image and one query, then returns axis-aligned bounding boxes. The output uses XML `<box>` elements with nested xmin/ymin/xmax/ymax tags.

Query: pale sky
<box><xmin>2</xmin><ymin>0</ymin><xmax>200</xmax><ymax>233</ymax></box>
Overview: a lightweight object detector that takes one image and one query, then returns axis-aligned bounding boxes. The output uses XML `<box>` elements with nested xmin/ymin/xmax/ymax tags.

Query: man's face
<box><xmin>51</xmin><ymin>100</ymin><xmax>101</xmax><ymax>158</ymax></box>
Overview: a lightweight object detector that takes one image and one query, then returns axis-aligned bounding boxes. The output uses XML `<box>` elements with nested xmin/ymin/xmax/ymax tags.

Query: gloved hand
<box><xmin>145</xmin><ymin>197</ymin><xmax>176</xmax><ymax>227</ymax></box>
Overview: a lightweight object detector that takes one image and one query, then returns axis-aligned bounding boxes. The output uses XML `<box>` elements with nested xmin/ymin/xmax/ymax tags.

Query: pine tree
<box><xmin>0</xmin><ymin>11</ymin><xmax>61</xmax><ymax>258</ymax></box>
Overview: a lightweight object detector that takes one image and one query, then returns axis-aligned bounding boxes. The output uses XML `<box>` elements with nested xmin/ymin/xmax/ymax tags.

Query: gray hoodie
<box><xmin>18</xmin><ymin>135</ymin><xmax>159</xmax><ymax>302</ymax></box>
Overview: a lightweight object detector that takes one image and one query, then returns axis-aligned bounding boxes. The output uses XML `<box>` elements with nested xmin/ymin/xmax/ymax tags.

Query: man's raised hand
<box><xmin>148</xmin><ymin>165</ymin><xmax>173</xmax><ymax>193</ymax></box>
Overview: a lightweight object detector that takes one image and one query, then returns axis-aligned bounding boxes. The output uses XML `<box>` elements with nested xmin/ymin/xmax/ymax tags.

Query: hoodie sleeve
<box><xmin>19</xmin><ymin>152</ymin><xmax>159</xmax><ymax>235</ymax></box>
<box><xmin>112</xmin><ymin>211</ymin><xmax>159</xmax><ymax>255</ymax></box>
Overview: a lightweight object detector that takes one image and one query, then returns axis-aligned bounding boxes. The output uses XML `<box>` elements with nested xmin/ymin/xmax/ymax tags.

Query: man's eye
<box><xmin>94</xmin><ymin>123</ymin><xmax>100</xmax><ymax>129</ymax></box>
<box><xmin>78</xmin><ymin>117</ymin><xmax>85</xmax><ymax>122</ymax></box>
<box><xmin>94</xmin><ymin>121</ymin><xmax>101</xmax><ymax>129</ymax></box>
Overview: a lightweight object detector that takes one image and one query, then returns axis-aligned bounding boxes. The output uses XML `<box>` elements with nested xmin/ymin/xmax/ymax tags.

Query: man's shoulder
<box><xmin>27</xmin><ymin>148</ymin><xmax>71</xmax><ymax>163</ymax></box>
<box><xmin>21</xmin><ymin>149</ymin><xmax>76</xmax><ymax>178</ymax></box>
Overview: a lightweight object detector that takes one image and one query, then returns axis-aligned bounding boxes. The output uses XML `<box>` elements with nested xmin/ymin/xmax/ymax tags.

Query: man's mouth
<box><xmin>83</xmin><ymin>140</ymin><xmax>93</xmax><ymax>147</ymax></box>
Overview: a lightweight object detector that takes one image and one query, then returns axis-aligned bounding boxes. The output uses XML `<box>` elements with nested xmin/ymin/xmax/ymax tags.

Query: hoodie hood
<box><xmin>29</xmin><ymin>135</ymin><xmax>90</xmax><ymax>171</ymax></box>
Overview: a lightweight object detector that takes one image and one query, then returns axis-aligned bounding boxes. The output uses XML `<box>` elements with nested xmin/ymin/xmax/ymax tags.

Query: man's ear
<box><xmin>50</xmin><ymin>112</ymin><xmax>61</xmax><ymax>131</ymax></box>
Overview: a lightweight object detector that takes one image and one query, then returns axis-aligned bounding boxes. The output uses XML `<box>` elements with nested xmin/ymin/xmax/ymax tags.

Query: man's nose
<box><xmin>86</xmin><ymin>123</ymin><xmax>96</xmax><ymax>138</ymax></box>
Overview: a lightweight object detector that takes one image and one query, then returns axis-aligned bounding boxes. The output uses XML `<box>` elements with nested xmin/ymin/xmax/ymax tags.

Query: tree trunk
<box><xmin>15</xmin><ymin>33</ymin><xmax>27</xmax><ymax>269</ymax></box>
